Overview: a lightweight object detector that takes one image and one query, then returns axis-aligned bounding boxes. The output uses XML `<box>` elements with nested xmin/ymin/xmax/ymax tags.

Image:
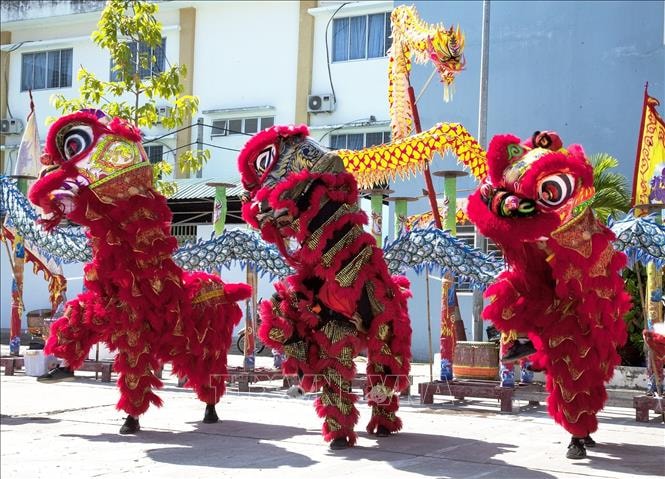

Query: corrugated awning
<box><xmin>167</xmin><ymin>178</ymin><xmax>245</xmax><ymax>200</ymax></box>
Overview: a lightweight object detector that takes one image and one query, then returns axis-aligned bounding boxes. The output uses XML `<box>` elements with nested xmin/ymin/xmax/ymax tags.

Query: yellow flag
<box><xmin>633</xmin><ymin>89</ymin><xmax>665</xmax><ymax>206</ymax></box>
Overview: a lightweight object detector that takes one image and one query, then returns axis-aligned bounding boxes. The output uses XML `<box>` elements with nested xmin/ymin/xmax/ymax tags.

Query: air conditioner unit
<box><xmin>0</xmin><ymin>118</ymin><xmax>24</xmax><ymax>135</ymax></box>
<box><xmin>156</xmin><ymin>106</ymin><xmax>173</xmax><ymax>122</ymax></box>
<box><xmin>307</xmin><ymin>94</ymin><xmax>335</xmax><ymax>113</ymax></box>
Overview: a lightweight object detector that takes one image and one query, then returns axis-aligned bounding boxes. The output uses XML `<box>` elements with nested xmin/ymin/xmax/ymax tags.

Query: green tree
<box><xmin>575</xmin><ymin>152</ymin><xmax>631</xmax><ymax>223</ymax></box>
<box><xmin>50</xmin><ymin>0</ymin><xmax>208</xmax><ymax>196</ymax></box>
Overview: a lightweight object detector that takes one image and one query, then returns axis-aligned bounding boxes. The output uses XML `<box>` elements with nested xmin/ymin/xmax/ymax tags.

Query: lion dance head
<box><xmin>29</xmin><ymin>109</ymin><xmax>149</xmax><ymax>231</ymax></box>
<box><xmin>468</xmin><ymin>130</ymin><xmax>595</xmax><ymax>244</ymax></box>
<box><xmin>237</xmin><ymin>124</ymin><xmax>347</xmax><ymax>247</ymax></box>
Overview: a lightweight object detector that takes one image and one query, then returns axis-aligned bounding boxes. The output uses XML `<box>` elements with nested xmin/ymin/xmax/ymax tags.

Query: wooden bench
<box><xmin>78</xmin><ymin>360</ymin><xmax>113</xmax><ymax>382</ymax></box>
<box><xmin>1</xmin><ymin>356</ymin><xmax>24</xmax><ymax>376</ymax></box>
<box><xmin>633</xmin><ymin>395</ymin><xmax>665</xmax><ymax>422</ymax></box>
<box><xmin>418</xmin><ymin>379</ymin><xmax>515</xmax><ymax>412</ymax></box>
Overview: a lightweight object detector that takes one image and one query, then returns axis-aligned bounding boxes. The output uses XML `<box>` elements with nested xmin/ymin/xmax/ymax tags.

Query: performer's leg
<box><xmin>365</xmin><ymin>317</ymin><xmax>411</xmax><ymax>436</ymax></box>
<box><xmin>40</xmin><ymin>295</ymin><xmax>106</xmax><ymax>380</ymax></box>
<box><xmin>312</xmin><ymin>321</ymin><xmax>362</xmax><ymax>449</ymax></box>
<box><xmin>499</xmin><ymin>336</ymin><xmax>516</xmax><ymax>388</ymax></box>
<box><xmin>114</xmin><ymin>330</ymin><xmax>163</xmax><ymax>421</ymax></box>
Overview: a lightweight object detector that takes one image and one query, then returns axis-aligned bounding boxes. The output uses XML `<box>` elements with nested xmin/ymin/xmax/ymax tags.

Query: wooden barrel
<box><xmin>453</xmin><ymin>341</ymin><xmax>499</xmax><ymax>380</ymax></box>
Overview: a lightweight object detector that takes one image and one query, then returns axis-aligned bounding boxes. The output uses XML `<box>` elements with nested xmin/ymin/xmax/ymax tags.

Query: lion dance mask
<box><xmin>29</xmin><ymin>110</ymin><xmax>251</xmax><ymax>434</ymax></box>
<box><xmin>238</xmin><ymin>125</ymin><xmax>412</xmax><ymax>449</ymax></box>
<box><xmin>466</xmin><ymin>131</ymin><xmax>631</xmax><ymax>458</ymax></box>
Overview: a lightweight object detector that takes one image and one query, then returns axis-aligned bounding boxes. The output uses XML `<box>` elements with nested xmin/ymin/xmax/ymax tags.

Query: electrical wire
<box><xmin>324</xmin><ymin>2</ymin><xmax>350</xmax><ymax>103</ymax></box>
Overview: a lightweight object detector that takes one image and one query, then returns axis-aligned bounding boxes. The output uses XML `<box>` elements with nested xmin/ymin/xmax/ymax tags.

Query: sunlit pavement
<box><xmin>1</xmin><ymin>353</ymin><xmax>663</xmax><ymax>479</ymax></box>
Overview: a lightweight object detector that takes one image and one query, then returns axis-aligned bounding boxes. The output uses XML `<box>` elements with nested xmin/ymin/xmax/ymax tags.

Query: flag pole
<box><xmin>631</xmin><ymin>82</ymin><xmax>650</xmax><ymax>206</ymax></box>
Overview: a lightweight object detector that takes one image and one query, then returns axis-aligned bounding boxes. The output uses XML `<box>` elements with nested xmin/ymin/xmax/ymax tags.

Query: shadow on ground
<box><xmin>62</xmin><ymin>419</ymin><xmax>319</xmax><ymax>469</ymax></box>
<box><xmin>0</xmin><ymin>414</ymin><xmax>61</xmax><ymax>426</ymax></box>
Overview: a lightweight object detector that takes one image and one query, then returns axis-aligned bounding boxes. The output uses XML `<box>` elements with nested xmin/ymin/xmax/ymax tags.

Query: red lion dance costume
<box><xmin>466</xmin><ymin>131</ymin><xmax>631</xmax><ymax>459</ymax></box>
<box><xmin>29</xmin><ymin>110</ymin><xmax>251</xmax><ymax>434</ymax></box>
<box><xmin>238</xmin><ymin>125</ymin><xmax>412</xmax><ymax>449</ymax></box>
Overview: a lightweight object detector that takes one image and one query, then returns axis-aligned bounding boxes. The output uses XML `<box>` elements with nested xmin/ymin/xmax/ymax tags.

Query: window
<box><xmin>171</xmin><ymin>224</ymin><xmax>197</xmax><ymax>246</ymax></box>
<box><xmin>144</xmin><ymin>145</ymin><xmax>164</xmax><ymax>164</ymax></box>
<box><xmin>110</xmin><ymin>39</ymin><xmax>166</xmax><ymax>81</ymax></box>
<box><xmin>330</xmin><ymin>131</ymin><xmax>391</xmax><ymax>150</ymax></box>
<box><xmin>21</xmin><ymin>49</ymin><xmax>72</xmax><ymax>91</ymax></box>
<box><xmin>210</xmin><ymin>116</ymin><xmax>275</xmax><ymax>138</ymax></box>
<box><xmin>332</xmin><ymin>12</ymin><xmax>392</xmax><ymax>62</ymax></box>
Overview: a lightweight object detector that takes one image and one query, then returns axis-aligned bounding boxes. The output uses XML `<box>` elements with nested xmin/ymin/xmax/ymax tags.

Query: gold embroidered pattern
<box><xmin>553</xmin><ymin>377</ymin><xmax>590</xmax><ymax>403</ymax></box>
<box><xmin>549</xmin><ymin>335</ymin><xmax>573</xmax><ymax>348</ymax></box>
<box><xmin>284</xmin><ymin>341</ymin><xmax>308</xmax><ymax>361</ymax></box>
<box><xmin>550</xmin><ymin>208</ymin><xmax>603</xmax><ymax>258</ymax></box>
<box><xmin>366</xmin><ymin>281</ymin><xmax>384</xmax><ymax>315</ymax></box>
<box><xmin>306</xmin><ymin>204</ymin><xmax>353</xmax><ymax>250</ymax></box>
<box><xmin>377</xmin><ymin>323</ymin><xmax>391</xmax><ymax>342</ymax></box>
<box><xmin>321</xmin><ymin>225</ymin><xmax>363</xmax><ymax>267</ymax></box>
<box><xmin>336</xmin><ymin>246</ymin><xmax>373</xmax><ymax>288</ymax></box>
<box><xmin>192</xmin><ymin>287</ymin><xmax>226</xmax><ymax>305</ymax></box>
<box><xmin>325</xmin><ymin>417</ymin><xmax>342</xmax><ymax>431</ymax></box>
<box><xmin>321</xmin><ymin>320</ymin><xmax>356</xmax><ymax>343</ymax></box>
<box><xmin>371</xmin><ymin>406</ymin><xmax>397</xmax><ymax>421</ymax></box>
<box><xmin>563</xmin><ymin>408</ymin><xmax>593</xmax><ymax>424</ymax></box>
<box><xmin>338</xmin><ymin>346</ymin><xmax>354</xmax><ymax>368</ymax></box>
<box><xmin>562</xmin><ymin>264</ymin><xmax>583</xmax><ymax>285</ymax></box>
<box><xmin>501</xmin><ymin>307</ymin><xmax>515</xmax><ymax>320</ymax></box>
<box><xmin>321</xmin><ymin>390</ymin><xmax>353</xmax><ymax>415</ymax></box>
<box><xmin>325</xmin><ymin>368</ymin><xmax>351</xmax><ymax>389</ymax></box>
<box><xmin>268</xmin><ymin>328</ymin><xmax>286</xmax><ymax>343</ymax></box>
<box><xmin>589</xmin><ymin>243</ymin><xmax>614</xmax><ymax>277</ymax></box>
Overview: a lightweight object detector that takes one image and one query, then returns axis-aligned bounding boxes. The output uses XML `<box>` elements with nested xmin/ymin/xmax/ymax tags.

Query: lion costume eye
<box><xmin>62</xmin><ymin>125</ymin><xmax>94</xmax><ymax>160</ymax></box>
<box><xmin>537</xmin><ymin>173</ymin><xmax>574</xmax><ymax>207</ymax></box>
<box><xmin>255</xmin><ymin>145</ymin><xmax>276</xmax><ymax>175</ymax></box>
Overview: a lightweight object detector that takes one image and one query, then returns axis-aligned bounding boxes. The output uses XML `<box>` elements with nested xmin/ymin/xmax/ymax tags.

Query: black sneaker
<box><xmin>37</xmin><ymin>366</ymin><xmax>75</xmax><ymax>383</ymax></box>
<box><xmin>329</xmin><ymin>437</ymin><xmax>349</xmax><ymax>450</ymax></box>
<box><xmin>583</xmin><ymin>435</ymin><xmax>596</xmax><ymax>448</ymax></box>
<box><xmin>566</xmin><ymin>437</ymin><xmax>587</xmax><ymax>459</ymax></box>
<box><xmin>501</xmin><ymin>341</ymin><xmax>537</xmax><ymax>362</ymax></box>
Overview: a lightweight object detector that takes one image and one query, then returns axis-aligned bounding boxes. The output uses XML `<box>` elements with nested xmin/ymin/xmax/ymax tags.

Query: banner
<box><xmin>632</xmin><ymin>86</ymin><xmax>665</xmax><ymax>206</ymax></box>
<box><xmin>13</xmin><ymin>95</ymin><xmax>40</xmax><ymax>179</ymax></box>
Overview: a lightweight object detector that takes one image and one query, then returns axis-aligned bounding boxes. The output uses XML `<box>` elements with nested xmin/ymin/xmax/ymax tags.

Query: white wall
<box><xmin>193</xmin><ymin>1</ymin><xmax>301</xmax><ymax>182</ymax></box>
<box><xmin>308</xmin><ymin>1</ymin><xmax>393</xmax><ymax>129</ymax></box>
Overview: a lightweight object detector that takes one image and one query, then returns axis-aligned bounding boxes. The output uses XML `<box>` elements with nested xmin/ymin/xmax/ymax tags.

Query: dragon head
<box><xmin>429</xmin><ymin>24</ymin><xmax>466</xmax><ymax>89</ymax></box>
<box><xmin>28</xmin><ymin>110</ymin><xmax>149</xmax><ymax>230</ymax></box>
<box><xmin>468</xmin><ymin>131</ymin><xmax>594</xmax><ymax>243</ymax></box>
<box><xmin>237</xmin><ymin>124</ymin><xmax>345</xmax><ymax>240</ymax></box>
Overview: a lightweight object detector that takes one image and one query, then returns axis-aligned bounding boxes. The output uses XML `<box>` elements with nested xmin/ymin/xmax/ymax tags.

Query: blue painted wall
<box><xmin>398</xmin><ymin>0</ymin><xmax>664</xmax><ymax>194</ymax></box>
<box><xmin>393</xmin><ymin>0</ymin><xmax>664</xmax><ymax>362</ymax></box>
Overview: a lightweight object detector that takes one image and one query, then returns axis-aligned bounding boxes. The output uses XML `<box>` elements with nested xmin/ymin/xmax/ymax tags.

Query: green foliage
<box><xmin>620</xmin><ymin>267</ymin><xmax>645</xmax><ymax>365</ymax></box>
<box><xmin>574</xmin><ymin>153</ymin><xmax>631</xmax><ymax>223</ymax></box>
<box><xmin>49</xmin><ymin>0</ymin><xmax>207</xmax><ymax>194</ymax></box>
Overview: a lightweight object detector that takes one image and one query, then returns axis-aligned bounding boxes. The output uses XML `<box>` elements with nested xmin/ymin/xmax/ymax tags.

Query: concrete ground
<box><xmin>1</xmin><ymin>353</ymin><xmax>663</xmax><ymax>479</ymax></box>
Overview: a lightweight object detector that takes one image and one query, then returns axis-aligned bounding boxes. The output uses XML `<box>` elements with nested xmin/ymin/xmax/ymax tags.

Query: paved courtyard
<box><xmin>1</xmin><ymin>354</ymin><xmax>663</xmax><ymax>479</ymax></box>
